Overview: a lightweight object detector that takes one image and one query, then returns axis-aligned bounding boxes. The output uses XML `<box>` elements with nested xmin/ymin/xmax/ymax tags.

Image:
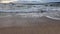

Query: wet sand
<box><xmin>0</xmin><ymin>15</ymin><xmax>60</xmax><ymax>34</ymax></box>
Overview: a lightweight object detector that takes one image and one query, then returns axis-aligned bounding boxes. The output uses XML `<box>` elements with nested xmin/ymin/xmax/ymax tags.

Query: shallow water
<box><xmin>0</xmin><ymin>4</ymin><xmax>60</xmax><ymax>20</ymax></box>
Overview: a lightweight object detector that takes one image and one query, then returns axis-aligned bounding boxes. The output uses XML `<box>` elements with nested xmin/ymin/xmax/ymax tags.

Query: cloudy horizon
<box><xmin>0</xmin><ymin>0</ymin><xmax>60</xmax><ymax>3</ymax></box>
<box><xmin>18</xmin><ymin>0</ymin><xmax>60</xmax><ymax>2</ymax></box>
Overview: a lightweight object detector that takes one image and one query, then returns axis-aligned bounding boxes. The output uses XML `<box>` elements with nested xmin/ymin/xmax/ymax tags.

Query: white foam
<box><xmin>46</xmin><ymin>16</ymin><xmax>60</xmax><ymax>20</ymax></box>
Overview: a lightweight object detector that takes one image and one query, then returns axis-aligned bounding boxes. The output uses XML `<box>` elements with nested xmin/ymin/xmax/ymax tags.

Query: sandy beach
<box><xmin>0</xmin><ymin>0</ymin><xmax>60</xmax><ymax>34</ymax></box>
<box><xmin>0</xmin><ymin>15</ymin><xmax>60</xmax><ymax>34</ymax></box>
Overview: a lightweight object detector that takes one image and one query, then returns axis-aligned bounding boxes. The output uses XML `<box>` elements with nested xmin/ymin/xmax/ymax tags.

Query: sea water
<box><xmin>0</xmin><ymin>4</ymin><xmax>60</xmax><ymax>20</ymax></box>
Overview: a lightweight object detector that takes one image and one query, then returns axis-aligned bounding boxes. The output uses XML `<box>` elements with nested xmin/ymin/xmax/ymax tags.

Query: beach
<box><xmin>0</xmin><ymin>15</ymin><xmax>60</xmax><ymax>34</ymax></box>
<box><xmin>0</xmin><ymin>3</ymin><xmax>60</xmax><ymax>34</ymax></box>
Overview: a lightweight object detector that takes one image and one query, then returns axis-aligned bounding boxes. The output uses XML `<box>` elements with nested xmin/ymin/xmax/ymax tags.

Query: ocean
<box><xmin>0</xmin><ymin>4</ymin><xmax>60</xmax><ymax>20</ymax></box>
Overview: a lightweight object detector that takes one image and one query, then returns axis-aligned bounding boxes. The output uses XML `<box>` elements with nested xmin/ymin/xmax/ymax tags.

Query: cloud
<box><xmin>42</xmin><ymin>0</ymin><xmax>60</xmax><ymax>2</ymax></box>
<box><xmin>2</xmin><ymin>0</ymin><xmax>59</xmax><ymax>3</ymax></box>
<box><xmin>18</xmin><ymin>0</ymin><xmax>60</xmax><ymax>2</ymax></box>
<box><xmin>18</xmin><ymin>0</ymin><xmax>44</xmax><ymax>3</ymax></box>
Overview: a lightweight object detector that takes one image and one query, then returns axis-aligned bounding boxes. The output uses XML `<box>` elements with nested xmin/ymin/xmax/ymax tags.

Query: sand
<box><xmin>0</xmin><ymin>15</ymin><xmax>60</xmax><ymax>34</ymax></box>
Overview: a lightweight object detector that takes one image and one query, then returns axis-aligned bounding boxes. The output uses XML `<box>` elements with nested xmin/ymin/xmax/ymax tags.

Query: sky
<box><xmin>41</xmin><ymin>0</ymin><xmax>60</xmax><ymax>2</ymax></box>
<box><xmin>18</xmin><ymin>0</ymin><xmax>60</xmax><ymax>2</ymax></box>
<box><xmin>0</xmin><ymin>0</ymin><xmax>18</xmax><ymax>3</ymax></box>
<box><xmin>1</xmin><ymin>0</ymin><xmax>60</xmax><ymax>3</ymax></box>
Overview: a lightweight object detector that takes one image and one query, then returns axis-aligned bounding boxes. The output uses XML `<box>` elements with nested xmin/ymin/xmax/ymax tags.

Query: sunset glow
<box><xmin>0</xmin><ymin>0</ymin><xmax>18</xmax><ymax>3</ymax></box>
